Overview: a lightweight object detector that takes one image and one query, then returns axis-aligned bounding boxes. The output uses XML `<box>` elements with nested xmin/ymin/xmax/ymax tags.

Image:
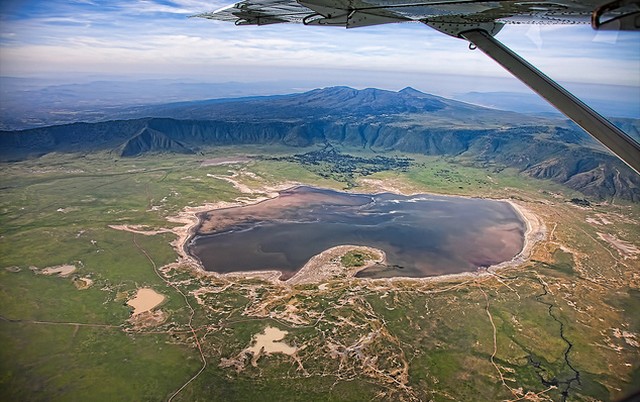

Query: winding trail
<box><xmin>131</xmin><ymin>233</ymin><xmax>207</xmax><ymax>402</ymax></box>
<box><xmin>0</xmin><ymin>314</ymin><xmax>120</xmax><ymax>328</ymax></box>
<box><xmin>476</xmin><ymin>284</ymin><xmax>517</xmax><ymax>398</ymax></box>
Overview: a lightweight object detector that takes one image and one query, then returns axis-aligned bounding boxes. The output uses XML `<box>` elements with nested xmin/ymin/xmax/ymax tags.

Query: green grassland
<box><xmin>1</xmin><ymin>146</ymin><xmax>638</xmax><ymax>401</ymax></box>
<box><xmin>340</xmin><ymin>250</ymin><xmax>375</xmax><ymax>267</ymax></box>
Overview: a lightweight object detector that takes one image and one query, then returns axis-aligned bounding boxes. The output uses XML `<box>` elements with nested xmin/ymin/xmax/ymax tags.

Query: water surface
<box><xmin>189</xmin><ymin>186</ymin><xmax>525</xmax><ymax>279</ymax></box>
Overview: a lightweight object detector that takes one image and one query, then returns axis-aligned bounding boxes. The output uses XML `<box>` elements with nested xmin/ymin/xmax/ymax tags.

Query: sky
<box><xmin>0</xmin><ymin>0</ymin><xmax>639</xmax><ymax>99</ymax></box>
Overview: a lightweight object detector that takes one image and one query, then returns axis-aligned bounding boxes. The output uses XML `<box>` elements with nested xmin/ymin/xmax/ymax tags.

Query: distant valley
<box><xmin>1</xmin><ymin>86</ymin><xmax>639</xmax><ymax>201</ymax></box>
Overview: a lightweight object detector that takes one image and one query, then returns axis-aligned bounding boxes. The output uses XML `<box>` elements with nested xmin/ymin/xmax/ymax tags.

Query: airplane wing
<box><xmin>195</xmin><ymin>0</ymin><xmax>640</xmax><ymax>173</ymax></box>
<box><xmin>196</xmin><ymin>0</ymin><xmax>640</xmax><ymax>30</ymax></box>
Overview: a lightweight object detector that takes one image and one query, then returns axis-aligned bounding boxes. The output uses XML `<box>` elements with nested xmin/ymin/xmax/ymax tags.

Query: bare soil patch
<box><xmin>73</xmin><ymin>277</ymin><xmax>93</xmax><ymax>290</ymax></box>
<box><xmin>127</xmin><ymin>288</ymin><xmax>165</xmax><ymax>316</ymax></box>
<box><xmin>41</xmin><ymin>264</ymin><xmax>77</xmax><ymax>277</ymax></box>
<box><xmin>108</xmin><ymin>224</ymin><xmax>172</xmax><ymax>236</ymax></box>
<box><xmin>220</xmin><ymin>326</ymin><xmax>298</xmax><ymax>371</ymax></box>
<box><xmin>598</xmin><ymin>233</ymin><xmax>639</xmax><ymax>259</ymax></box>
<box><xmin>200</xmin><ymin>156</ymin><xmax>252</xmax><ymax>166</ymax></box>
<box><xmin>247</xmin><ymin>326</ymin><xmax>297</xmax><ymax>356</ymax></box>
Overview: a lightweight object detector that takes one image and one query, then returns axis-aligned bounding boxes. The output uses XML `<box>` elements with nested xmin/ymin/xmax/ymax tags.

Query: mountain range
<box><xmin>1</xmin><ymin>86</ymin><xmax>638</xmax><ymax>201</ymax></box>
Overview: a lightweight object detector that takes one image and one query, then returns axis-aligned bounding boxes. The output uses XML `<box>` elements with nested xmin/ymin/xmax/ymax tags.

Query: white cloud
<box><xmin>0</xmin><ymin>2</ymin><xmax>637</xmax><ymax>89</ymax></box>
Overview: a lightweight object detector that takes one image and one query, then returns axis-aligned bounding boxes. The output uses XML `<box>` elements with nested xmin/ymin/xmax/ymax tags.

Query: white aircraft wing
<box><xmin>195</xmin><ymin>0</ymin><xmax>640</xmax><ymax>173</ymax></box>
<box><xmin>196</xmin><ymin>0</ymin><xmax>640</xmax><ymax>29</ymax></box>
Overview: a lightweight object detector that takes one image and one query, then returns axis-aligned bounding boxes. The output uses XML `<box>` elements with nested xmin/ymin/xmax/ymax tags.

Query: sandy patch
<box><xmin>596</xmin><ymin>214</ymin><xmax>613</xmax><ymax>225</ymax></box>
<box><xmin>108</xmin><ymin>224</ymin><xmax>172</xmax><ymax>236</ymax></box>
<box><xmin>587</xmin><ymin>214</ymin><xmax>614</xmax><ymax>226</ymax></box>
<box><xmin>217</xmin><ymin>270</ymin><xmax>284</xmax><ymax>282</ymax></box>
<box><xmin>201</xmin><ymin>156</ymin><xmax>252</xmax><ymax>166</ymax></box>
<box><xmin>613</xmin><ymin>328</ymin><xmax>640</xmax><ymax>347</ymax></box>
<box><xmin>205</xmin><ymin>167</ymin><xmax>298</xmax><ymax>198</ymax></box>
<box><xmin>598</xmin><ymin>233</ymin><xmax>639</xmax><ymax>259</ymax></box>
<box><xmin>246</xmin><ymin>326</ymin><xmax>297</xmax><ymax>356</ymax></box>
<box><xmin>127</xmin><ymin>288</ymin><xmax>165</xmax><ymax>316</ymax></box>
<box><xmin>73</xmin><ymin>277</ymin><xmax>94</xmax><ymax>290</ymax></box>
<box><xmin>207</xmin><ymin>173</ymin><xmax>255</xmax><ymax>194</ymax></box>
<box><xmin>41</xmin><ymin>264</ymin><xmax>77</xmax><ymax>277</ymax></box>
<box><xmin>219</xmin><ymin>326</ymin><xmax>299</xmax><ymax>372</ymax></box>
<box><xmin>359</xmin><ymin>178</ymin><xmax>417</xmax><ymax>195</ymax></box>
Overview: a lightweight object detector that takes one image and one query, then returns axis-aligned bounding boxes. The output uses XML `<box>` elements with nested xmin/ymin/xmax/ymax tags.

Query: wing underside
<box><xmin>195</xmin><ymin>0</ymin><xmax>640</xmax><ymax>29</ymax></box>
<box><xmin>199</xmin><ymin>0</ymin><xmax>310</xmax><ymax>25</ymax></box>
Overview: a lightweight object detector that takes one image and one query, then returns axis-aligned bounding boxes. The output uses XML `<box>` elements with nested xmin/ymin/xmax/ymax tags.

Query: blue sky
<box><xmin>1</xmin><ymin>0</ymin><xmax>639</xmax><ymax>97</ymax></box>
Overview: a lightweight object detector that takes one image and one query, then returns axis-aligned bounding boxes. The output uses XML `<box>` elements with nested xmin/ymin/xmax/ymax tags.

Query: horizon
<box><xmin>1</xmin><ymin>76</ymin><xmax>639</xmax><ymax>130</ymax></box>
<box><xmin>1</xmin><ymin>1</ymin><xmax>639</xmax><ymax>123</ymax></box>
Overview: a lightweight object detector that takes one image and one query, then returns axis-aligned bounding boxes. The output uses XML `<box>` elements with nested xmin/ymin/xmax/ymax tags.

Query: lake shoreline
<box><xmin>167</xmin><ymin>183</ymin><xmax>545</xmax><ymax>285</ymax></box>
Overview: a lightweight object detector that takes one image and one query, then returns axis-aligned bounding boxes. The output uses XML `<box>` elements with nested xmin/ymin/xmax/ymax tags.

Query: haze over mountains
<box><xmin>1</xmin><ymin>86</ymin><xmax>638</xmax><ymax>201</ymax></box>
<box><xmin>2</xmin><ymin>77</ymin><xmax>638</xmax><ymax>131</ymax></box>
<box><xmin>0</xmin><ymin>78</ymin><xmax>309</xmax><ymax>130</ymax></box>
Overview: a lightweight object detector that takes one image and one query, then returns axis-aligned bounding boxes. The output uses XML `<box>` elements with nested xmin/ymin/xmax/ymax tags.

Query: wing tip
<box><xmin>191</xmin><ymin>3</ymin><xmax>238</xmax><ymax>20</ymax></box>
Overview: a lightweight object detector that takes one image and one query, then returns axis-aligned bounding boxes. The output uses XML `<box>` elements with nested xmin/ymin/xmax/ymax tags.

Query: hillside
<box><xmin>1</xmin><ymin>87</ymin><xmax>638</xmax><ymax>201</ymax></box>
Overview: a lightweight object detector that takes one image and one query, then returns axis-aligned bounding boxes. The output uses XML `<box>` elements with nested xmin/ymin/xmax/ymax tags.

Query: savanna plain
<box><xmin>0</xmin><ymin>146</ymin><xmax>638</xmax><ymax>402</ymax></box>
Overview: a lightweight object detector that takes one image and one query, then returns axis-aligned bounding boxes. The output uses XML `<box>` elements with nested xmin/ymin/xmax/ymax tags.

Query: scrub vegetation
<box><xmin>340</xmin><ymin>250</ymin><xmax>376</xmax><ymax>268</ymax></box>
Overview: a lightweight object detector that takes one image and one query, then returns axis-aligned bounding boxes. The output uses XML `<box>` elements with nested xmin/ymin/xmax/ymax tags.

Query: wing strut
<box><xmin>460</xmin><ymin>29</ymin><xmax>640</xmax><ymax>175</ymax></box>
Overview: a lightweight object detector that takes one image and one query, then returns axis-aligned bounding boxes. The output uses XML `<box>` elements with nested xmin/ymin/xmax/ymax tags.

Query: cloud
<box><xmin>0</xmin><ymin>1</ymin><xmax>637</xmax><ymax>89</ymax></box>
